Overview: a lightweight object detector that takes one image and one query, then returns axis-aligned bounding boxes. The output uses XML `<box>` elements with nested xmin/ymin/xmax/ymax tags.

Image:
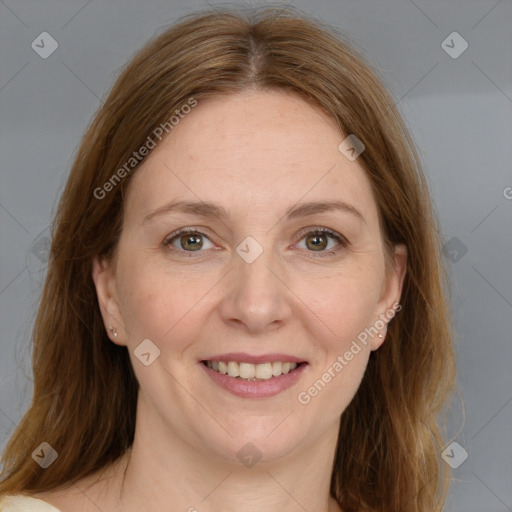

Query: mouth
<box><xmin>199</xmin><ymin>355</ymin><xmax>309</xmax><ymax>398</ymax></box>
<box><xmin>201</xmin><ymin>360</ymin><xmax>304</xmax><ymax>381</ymax></box>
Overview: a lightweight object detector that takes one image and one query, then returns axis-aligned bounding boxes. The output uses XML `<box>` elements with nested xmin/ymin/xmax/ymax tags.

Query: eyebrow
<box><xmin>143</xmin><ymin>199</ymin><xmax>365</xmax><ymax>224</ymax></box>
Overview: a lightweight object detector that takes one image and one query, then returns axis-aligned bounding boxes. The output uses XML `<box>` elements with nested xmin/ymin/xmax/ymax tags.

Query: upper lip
<box><xmin>201</xmin><ymin>352</ymin><xmax>307</xmax><ymax>364</ymax></box>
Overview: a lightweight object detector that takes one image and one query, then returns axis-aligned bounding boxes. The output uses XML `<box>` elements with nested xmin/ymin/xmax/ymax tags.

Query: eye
<box><xmin>164</xmin><ymin>228</ymin><xmax>215</xmax><ymax>252</ymax></box>
<box><xmin>163</xmin><ymin>226</ymin><xmax>347</xmax><ymax>257</ymax></box>
<box><xmin>295</xmin><ymin>227</ymin><xmax>347</xmax><ymax>256</ymax></box>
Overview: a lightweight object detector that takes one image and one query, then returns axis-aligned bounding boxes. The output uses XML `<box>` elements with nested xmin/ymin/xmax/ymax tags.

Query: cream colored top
<box><xmin>0</xmin><ymin>495</ymin><xmax>62</xmax><ymax>512</ymax></box>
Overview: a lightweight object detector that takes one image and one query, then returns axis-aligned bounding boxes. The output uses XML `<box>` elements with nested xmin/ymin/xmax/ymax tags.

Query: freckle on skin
<box><xmin>98</xmin><ymin>90</ymin><xmax>404</xmax><ymax>512</ymax></box>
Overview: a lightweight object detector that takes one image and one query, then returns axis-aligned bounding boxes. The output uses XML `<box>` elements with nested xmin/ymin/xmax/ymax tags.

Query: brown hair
<box><xmin>0</xmin><ymin>6</ymin><xmax>455</xmax><ymax>511</ymax></box>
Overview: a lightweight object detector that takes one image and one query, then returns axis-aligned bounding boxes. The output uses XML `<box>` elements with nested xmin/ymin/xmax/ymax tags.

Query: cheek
<box><xmin>295</xmin><ymin>266</ymin><xmax>382</xmax><ymax>347</ymax></box>
<box><xmin>296</xmin><ymin>282</ymin><xmax>376</xmax><ymax>415</ymax></box>
<box><xmin>291</xmin><ymin>266</ymin><xmax>381</xmax><ymax>410</ymax></box>
<box><xmin>116</xmin><ymin>256</ymin><xmax>213</xmax><ymax>351</ymax></box>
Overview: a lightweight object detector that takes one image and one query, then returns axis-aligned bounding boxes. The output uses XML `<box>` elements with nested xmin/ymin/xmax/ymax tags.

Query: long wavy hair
<box><xmin>0</xmin><ymin>6</ymin><xmax>455</xmax><ymax>512</ymax></box>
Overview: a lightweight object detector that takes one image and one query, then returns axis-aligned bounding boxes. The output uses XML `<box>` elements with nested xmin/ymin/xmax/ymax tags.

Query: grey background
<box><xmin>1</xmin><ymin>0</ymin><xmax>511</xmax><ymax>510</ymax></box>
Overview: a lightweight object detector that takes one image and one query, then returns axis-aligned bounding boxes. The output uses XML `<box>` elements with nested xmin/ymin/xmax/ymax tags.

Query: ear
<box><xmin>370</xmin><ymin>243</ymin><xmax>407</xmax><ymax>351</ymax></box>
<box><xmin>92</xmin><ymin>256</ymin><xmax>126</xmax><ymax>346</ymax></box>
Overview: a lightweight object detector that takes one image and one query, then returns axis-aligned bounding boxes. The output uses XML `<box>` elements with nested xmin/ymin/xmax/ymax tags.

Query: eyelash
<box><xmin>163</xmin><ymin>227</ymin><xmax>348</xmax><ymax>258</ymax></box>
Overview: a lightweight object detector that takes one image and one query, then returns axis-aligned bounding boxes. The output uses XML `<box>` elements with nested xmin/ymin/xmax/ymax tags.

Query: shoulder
<box><xmin>0</xmin><ymin>495</ymin><xmax>63</xmax><ymax>512</ymax></box>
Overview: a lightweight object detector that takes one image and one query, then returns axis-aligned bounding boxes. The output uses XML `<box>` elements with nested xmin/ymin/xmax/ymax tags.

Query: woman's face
<box><xmin>94</xmin><ymin>90</ymin><xmax>406</xmax><ymax>465</ymax></box>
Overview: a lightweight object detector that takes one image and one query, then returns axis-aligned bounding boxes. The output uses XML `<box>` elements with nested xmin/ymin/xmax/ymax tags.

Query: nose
<box><xmin>218</xmin><ymin>247</ymin><xmax>293</xmax><ymax>334</ymax></box>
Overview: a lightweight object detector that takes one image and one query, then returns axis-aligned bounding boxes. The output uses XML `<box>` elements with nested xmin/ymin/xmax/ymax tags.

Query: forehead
<box><xmin>125</xmin><ymin>91</ymin><xmax>378</xmax><ymax>223</ymax></box>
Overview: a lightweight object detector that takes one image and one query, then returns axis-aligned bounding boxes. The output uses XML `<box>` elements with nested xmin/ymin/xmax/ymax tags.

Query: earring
<box><xmin>378</xmin><ymin>333</ymin><xmax>384</xmax><ymax>339</ymax></box>
<box><xmin>108</xmin><ymin>326</ymin><xmax>118</xmax><ymax>338</ymax></box>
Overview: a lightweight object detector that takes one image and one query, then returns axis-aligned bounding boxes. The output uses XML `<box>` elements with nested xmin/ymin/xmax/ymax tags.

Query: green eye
<box><xmin>164</xmin><ymin>226</ymin><xmax>347</xmax><ymax>257</ymax></box>
<box><xmin>165</xmin><ymin>228</ymin><xmax>214</xmax><ymax>252</ymax></box>
<box><xmin>178</xmin><ymin>233</ymin><xmax>203</xmax><ymax>251</ymax></box>
<box><xmin>305</xmin><ymin>233</ymin><xmax>329</xmax><ymax>251</ymax></box>
<box><xmin>297</xmin><ymin>228</ymin><xmax>347</xmax><ymax>256</ymax></box>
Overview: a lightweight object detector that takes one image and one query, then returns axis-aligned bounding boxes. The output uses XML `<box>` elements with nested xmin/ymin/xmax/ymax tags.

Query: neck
<box><xmin>100</xmin><ymin>397</ymin><xmax>342</xmax><ymax>512</ymax></box>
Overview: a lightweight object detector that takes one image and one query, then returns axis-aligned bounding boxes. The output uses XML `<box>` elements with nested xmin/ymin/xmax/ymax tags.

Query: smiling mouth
<box><xmin>201</xmin><ymin>360</ymin><xmax>305</xmax><ymax>381</ymax></box>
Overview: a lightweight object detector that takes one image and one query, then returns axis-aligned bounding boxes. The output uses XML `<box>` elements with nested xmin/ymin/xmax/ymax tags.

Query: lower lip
<box><xmin>200</xmin><ymin>362</ymin><xmax>308</xmax><ymax>398</ymax></box>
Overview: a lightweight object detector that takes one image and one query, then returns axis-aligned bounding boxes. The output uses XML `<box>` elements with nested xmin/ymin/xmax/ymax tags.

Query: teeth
<box><xmin>272</xmin><ymin>361</ymin><xmax>282</xmax><ymax>376</ymax></box>
<box><xmin>239</xmin><ymin>362</ymin><xmax>255</xmax><ymax>379</ymax></box>
<box><xmin>206</xmin><ymin>360</ymin><xmax>299</xmax><ymax>380</ymax></box>
<box><xmin>227</xmin><ymin>361</ymin><xmax>239</xmax><ymax>378</ymax></box>
<box><xmin>255</xmin><ymin>362</ymin><xmax>273</xmax><ymax>379</ymax></box>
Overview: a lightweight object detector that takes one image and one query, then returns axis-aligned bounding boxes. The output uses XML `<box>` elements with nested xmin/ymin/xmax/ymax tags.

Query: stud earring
<box><xmin>378</xmin><ymin>333</ymin><xmax>384</xmax><ymax>339</ymax></box>
<box><xmin>108</xmin><ymin>326</ymin><xmax>118</xmax><ymax>338</ymax></box>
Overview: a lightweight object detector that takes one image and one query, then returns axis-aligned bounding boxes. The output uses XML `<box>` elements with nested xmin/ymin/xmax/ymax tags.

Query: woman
<box><xmin>0</xmin><ymin>6</ymin><xmax>455</xmax><ymax>512</ymax></box>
